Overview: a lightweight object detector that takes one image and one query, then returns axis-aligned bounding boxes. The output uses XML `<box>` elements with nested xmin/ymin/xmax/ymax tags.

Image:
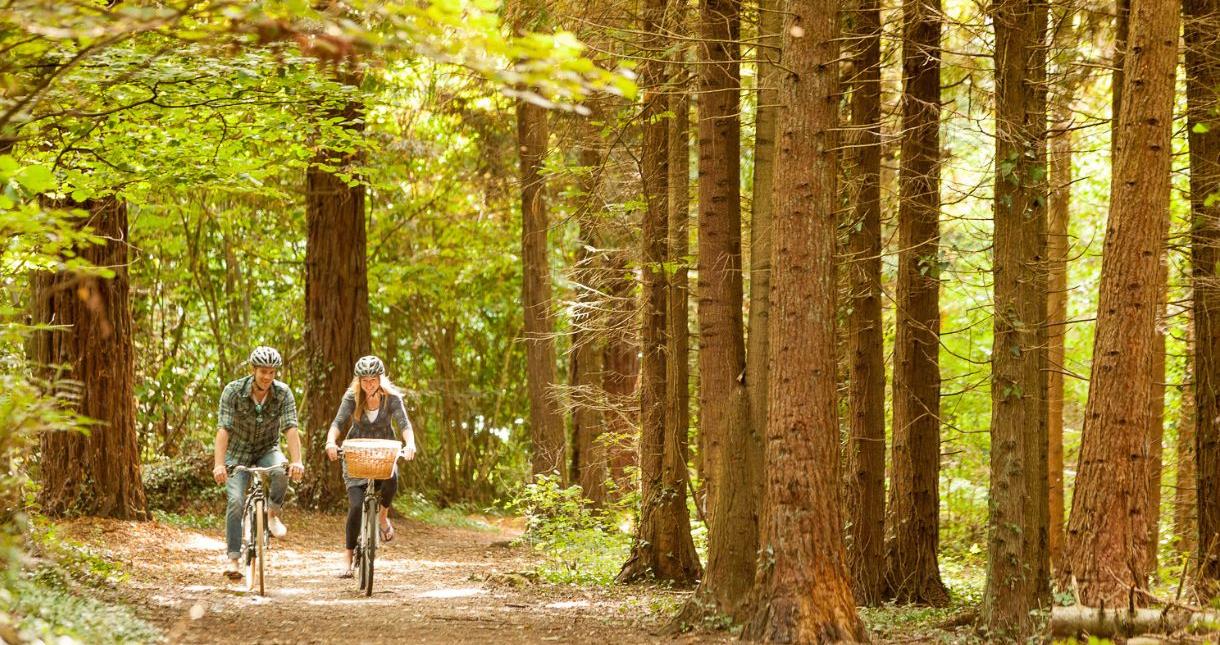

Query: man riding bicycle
<box><xmin>213</xmin><ymin>346</ymin><xmax>305</xmax><ymax>580</ymax></box>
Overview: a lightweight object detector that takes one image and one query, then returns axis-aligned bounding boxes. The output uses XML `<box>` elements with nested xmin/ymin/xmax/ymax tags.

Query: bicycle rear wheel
<box><xmin>361</xmin><ymin>498</ymin><xmax>378</xmax><ymax>596</ymax></box>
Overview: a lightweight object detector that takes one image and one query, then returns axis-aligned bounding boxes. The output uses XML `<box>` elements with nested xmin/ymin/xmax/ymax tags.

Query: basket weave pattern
<box><xmin>342</xmin><ymin>439</ymin><xmax>401</xmax><ymax>480</ymax></box>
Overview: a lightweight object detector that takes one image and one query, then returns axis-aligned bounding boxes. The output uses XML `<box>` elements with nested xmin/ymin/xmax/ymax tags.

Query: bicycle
<box><xmin>337</xmin><ymin>441</ymin><xmax>401</xmax><ymax>597</ymax></box>
<box><xmin>230</xmin><ymin>463</ymin><xmax>287</xmax><ymax>596</ymax></box>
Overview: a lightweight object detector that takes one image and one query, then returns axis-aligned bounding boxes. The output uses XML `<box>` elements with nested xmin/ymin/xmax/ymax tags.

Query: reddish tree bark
<box><xmin>1062</xmin><ymin>0</ymin><xmax>1178</xmax><ymax>605</ymax></box>
<box><xmin>984</xmin><ymin>0</ymin><xmax>1050</xmax><ymax>633</ymax></box>
<box><xmin>301</xmin><ymin>120</ymin><xmax>373</xmax><ymax>510</ymax></box>
<box><xmin>844</xmin><ymin>0</ymin><xmax>888</xmax><ymax>607</ymax></box>
<box><xmin>34</xmin><ymin>197</ymin><xmax>149</xmax><ymax>520</ymax></box>
<box><xmin>743</xmin><ymin>0</ymin><xmax>867</xmax><ymax>637</ymax></box>
<box><xmin>886</xmin><ymin>0</ymin><xmax>949</xmax><ymax>606</ymax></box>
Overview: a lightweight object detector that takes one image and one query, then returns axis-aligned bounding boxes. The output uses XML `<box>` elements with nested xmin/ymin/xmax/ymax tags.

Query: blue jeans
<box><xmin>225</xmin><ymin>449</ymin><xmax>287</xmax><ymax>560</ymax></box>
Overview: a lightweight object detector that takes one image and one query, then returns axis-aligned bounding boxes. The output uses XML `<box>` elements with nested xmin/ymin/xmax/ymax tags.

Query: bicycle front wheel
<box><xmin>253</xmin><ymin>499</ymin><xmax>266</xmax><ymax>596</ymax></box>
<box><xmin>361</xmin><ymin>498</ymin><xmax>378</xmax><ymax>596</ymax></box>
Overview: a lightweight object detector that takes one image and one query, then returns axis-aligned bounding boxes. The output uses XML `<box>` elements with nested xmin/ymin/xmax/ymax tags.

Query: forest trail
<box><xmin>60</xmin><ymin>510</ymin><xmax>722</xmax><ymax>644</ymax></box>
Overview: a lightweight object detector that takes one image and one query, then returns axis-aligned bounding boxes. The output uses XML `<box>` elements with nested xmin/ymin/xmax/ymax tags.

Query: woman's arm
<box><xmin>326</xmin><ymin>392</ymin><xmax>356</xmax><ymax>461</ymax></box>
<box><xmin>393</xmin><ymin>396</ymin><xmax>416</xmax><ymax>460</ymax></box>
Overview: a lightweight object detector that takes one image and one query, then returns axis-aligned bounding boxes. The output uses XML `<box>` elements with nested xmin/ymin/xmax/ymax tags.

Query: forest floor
<box><xmin>57</xmin><ymin>510</ymin><xmax>983</xmax><ymax>644</ymax></box>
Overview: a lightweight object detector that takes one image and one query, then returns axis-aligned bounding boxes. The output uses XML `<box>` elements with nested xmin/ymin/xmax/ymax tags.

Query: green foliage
<box><xmin>2</xmin><ymin>577</ymin><xmax>159</xmax><ymax>645</ymax></box>
<box><xmin>393</xmin><ymin>492</ymin><xmax>497</xmax><ymax>532</ymax></box>
<box><xmin>508</xmin><ymin>475</ymin><xmax>632</xmax><ymax>586</ymax></box>
<box><xmin>141</xmin><ymin>446</ymin><xmax>225</xmax><ymax>513</ymax></box>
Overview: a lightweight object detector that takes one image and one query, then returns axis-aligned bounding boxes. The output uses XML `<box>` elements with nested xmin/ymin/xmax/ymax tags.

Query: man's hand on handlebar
<box><xmin>400</xmin><ymin>446</ymin><xmax>416</xmax><ymax>462</ymax></box>
<box><xmin>213</xmin><ymin>464</ymin><xmax>227</xmax><ymax>485</ymax></box>
<box><xmin>288</xmin><ymin>462</ymin><xmax>305</xmax><ymax>482</ymax></box>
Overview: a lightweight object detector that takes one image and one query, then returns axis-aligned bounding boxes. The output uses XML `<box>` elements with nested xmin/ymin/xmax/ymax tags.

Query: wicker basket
<box><xmin>342</xmin><ymin>439</ymin><xmax>402</xmax><ymax>480</ymax></box>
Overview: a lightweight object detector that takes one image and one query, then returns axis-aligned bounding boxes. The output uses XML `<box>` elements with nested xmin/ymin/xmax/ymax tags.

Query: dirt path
<box><xmin>62</xmin><ymin>510</ymin><xmax>726</xmax><ymax>644</ymax></box>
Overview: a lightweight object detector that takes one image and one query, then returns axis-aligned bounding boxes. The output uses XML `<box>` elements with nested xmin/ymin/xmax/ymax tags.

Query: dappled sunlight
<box><xmin>415</xmin><ymin>586</ymin><xmax>486</xmax><ymax>599</ymax></box>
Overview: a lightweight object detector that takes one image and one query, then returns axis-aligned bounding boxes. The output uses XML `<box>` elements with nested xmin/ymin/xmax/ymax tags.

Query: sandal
<box><xmin>337</xmin><ymin>567</ymin><xmax>354</xmax><ymax>579</ymax></box>
<box><xmin>379</xmin><ymin>521</ymin><xmax>395</xmax><ymax>543</ymax></box>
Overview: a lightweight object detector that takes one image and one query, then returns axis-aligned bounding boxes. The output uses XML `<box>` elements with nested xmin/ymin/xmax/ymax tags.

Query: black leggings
<box><xmin>345</xmin><ymin>478</ymin><xmax>398</xmax><ymax>550</ymax></box>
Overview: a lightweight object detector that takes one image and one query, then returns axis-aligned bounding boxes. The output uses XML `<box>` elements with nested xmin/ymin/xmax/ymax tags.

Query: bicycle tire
<box><xmin>254</xmin><ymin>498</ymin><xmax>266</xmax><ymax>596</ymax></box>
<box><xmin>363</xmin><ymin>497</ymin><xmax>378</xmax><ymax>596</ymax></box>
<box><xmin>243</xmin><ymin>500</ymin><xmax>256</xmax><ymax>588</ymax></box>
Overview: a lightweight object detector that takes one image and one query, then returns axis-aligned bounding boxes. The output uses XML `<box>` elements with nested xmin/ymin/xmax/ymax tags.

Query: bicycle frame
<box><xmin>231</xmin><ymin>464</ymin><xmax>285</xmax><ymax>596</ymax></box>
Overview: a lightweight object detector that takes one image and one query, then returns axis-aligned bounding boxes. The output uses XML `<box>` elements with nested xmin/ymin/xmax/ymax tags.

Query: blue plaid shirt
<box><xmin>217</xmin><ymin>376</ymin><xmax>298</xmax><ymax>466</ymax></box>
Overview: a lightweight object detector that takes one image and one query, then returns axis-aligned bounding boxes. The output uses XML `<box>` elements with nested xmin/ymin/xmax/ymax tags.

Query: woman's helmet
<box><xmin>248</xmin><ymin>346</ymin><xmax>283</xmax><ymax>368</ymax></box>
<box><xmin>354</xmin><ymin>355</ymin><xmax>385</xmax><ymax>377</ymax></box>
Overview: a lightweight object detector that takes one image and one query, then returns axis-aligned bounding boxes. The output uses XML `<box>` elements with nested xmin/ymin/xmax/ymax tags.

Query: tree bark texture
<box><xmin>1047</xmin><ymin>54</ymin><xmax>1071</xmax><ymax>575</ymax></box>
<box><xmin>518</xmin><ymin>99</ymin><xmax>567</xmax><ymax>481</ymax></box>
<box><xmin>1175</xmin><ymin>309</ymin><xmax>1196</xmax><ymax>556</ymax></box>
<box><xmin>571</xmin><ymin>142</ymin><xmax>607</xmax><ymax>505</ymax></box>
<box><xmin>1062</xmin><ymin>0</ymin><xmax>1177</xmax><ymax>606</ymax></box>
<box><xmin>666</xmin><ymin>46</ymin><xmax>693</xmax><ymax>520</ymax></box>
<box><xmin>984</xmin><ymin>0</ymin><xmax>1050</xmax><ymax>634</ymax></box>
<box><xmin>696</xmin><ymin>0</ymin><xmax>748</xmax><ymax>529</ymax></box>
<box><xmin>742</xmin><ymin>1</ymin><xmax>867</xmax><ymax>639</ymax></box>
<box><xmin>617</xmin><ymin>0</ymin><xmax>701</xmax><ymax>583</ymax></box>
<box><xmin>34</xmin><ymin>197</ymin><xmax>149</xmax><ymax>520</ymax></box>
<box><xmin>844</xmin><ymin>0</ymin><xmax>887</xmax><ymax>608</ymax></box>
<box><xmin>302</xmin><ymin>117</ymin><xmax>373</xmax><ymax>510</ymax></box>
<box><xmin>1186</xmin><ymin>0</ymin><xmax>1220</xmax><ymax>593</ymax></box>
<box><xmin>691</xmin><ymin>0</ymin><xmax>760</xmax><ymax>617</ymax></box>
<box><xmin>886</xmin><ymin>0</ymin><xmax>949</xmax><ymax>606</ymax></box>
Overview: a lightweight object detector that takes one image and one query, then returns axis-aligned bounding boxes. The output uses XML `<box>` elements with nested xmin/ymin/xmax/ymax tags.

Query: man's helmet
<box><xmin>354</xmin><ymin>355</ymin><xmax>385</xmax><ymax>377</ymax></box>
<box><xmin>249</xmin><ymin>346</ymin><xmax>283</xmax><ymax>368</ymax></box>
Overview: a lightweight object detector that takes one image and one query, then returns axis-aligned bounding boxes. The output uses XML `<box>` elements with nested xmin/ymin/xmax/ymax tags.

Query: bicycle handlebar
<box><xmin>230</xmin><ymin>463</ymin><xmax>289</xmax><ymax>476</ymax></box>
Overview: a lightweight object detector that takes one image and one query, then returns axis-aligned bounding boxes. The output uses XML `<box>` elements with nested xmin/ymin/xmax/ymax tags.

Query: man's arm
<box><xmin>285</xmin><ymin>427</ymin><xmax>304</xmax><ymax>481</ymax></box>
<box><xmin>213</xmin><ymin>427</ymin><xmax>230</xmax><ymax>484</ymax></box>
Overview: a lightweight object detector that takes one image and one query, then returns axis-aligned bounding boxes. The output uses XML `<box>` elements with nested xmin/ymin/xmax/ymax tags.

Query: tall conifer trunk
<box><xmin>1185</xmin><ymin>0</ymin><xmax>1220</xmax><ymax>594</ymax></box>
<box><xmin>844</xmin><ymin>0</ymin><xmax>887</xmax><ymax>607</ymax></box>
<box><xmin>617</xmin><ymin>0</ymin><xmax>701</xmax><ymax>584</ymax></box>
<box><xmin>887</xmin><ymin>0</ymin><xmax>949</xmax><ymax>606</ymax></box>
<box><xmin>743</xmin><ymin>0</ymin><xmax>867</xmax><ymax>637</ymax></box>
<box><xmin>34</xmin><ymin>197</ymin><xmax>149</xmax><ymax>520</ymax></box>
<box><xmin>984</xmin><ymin>0</ymin><xmax>1050</xmax><ymax>633</ymax></box>
<box><xmin>1062</xmin><ymin>0</ymin><xmax>1178</xmax><ymax>605</ymax></box>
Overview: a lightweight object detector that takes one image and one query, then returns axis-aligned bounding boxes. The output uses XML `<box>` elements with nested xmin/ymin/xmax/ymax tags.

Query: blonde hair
<box><xmin>348</xmin><ymin>374</ymin><xmax>404</xmax><ymax>422</ymax></box>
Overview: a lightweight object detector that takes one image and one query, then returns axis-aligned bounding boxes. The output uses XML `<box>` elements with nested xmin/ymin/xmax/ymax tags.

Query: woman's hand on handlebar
<box><xmin>326</xmin><ymin>443</ymin><xmax>339</xmax><ymax>462</ymax></box>
<box><xmin>400</xmin><ymin>446</ymin><xmax>416</xmax><ymax>462</ymax></box>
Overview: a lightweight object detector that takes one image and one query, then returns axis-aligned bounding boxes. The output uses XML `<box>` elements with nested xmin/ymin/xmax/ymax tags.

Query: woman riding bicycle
<box><xmin>325</xmin><ymin>355</ymin><xmax>417</xmax><ymax>578</ymax></box>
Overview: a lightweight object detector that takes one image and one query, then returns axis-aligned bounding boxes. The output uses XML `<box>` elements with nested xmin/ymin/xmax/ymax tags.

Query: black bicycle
<box><xmin>337</xmin><ymin>447</ymin><xmax>396</xmax><ymax>597</ymax></box>
<box><xmin>231</xmin><ymin>463</ymin><xmax>286</xmax><ymax>596</ymax></box>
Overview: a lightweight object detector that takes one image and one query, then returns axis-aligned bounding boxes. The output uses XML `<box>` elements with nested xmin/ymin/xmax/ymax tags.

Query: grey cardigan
<box><xmin>331</xmin><ymin>390</ymin><xmax>413</xmax><ymax>487</ymax></box>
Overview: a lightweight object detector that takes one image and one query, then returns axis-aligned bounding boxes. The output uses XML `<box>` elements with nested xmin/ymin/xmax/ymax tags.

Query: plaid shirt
<box><xmin>217</xmin><ymin>375</ymin><xmax>299</xmax><ymax>466</ymax></box>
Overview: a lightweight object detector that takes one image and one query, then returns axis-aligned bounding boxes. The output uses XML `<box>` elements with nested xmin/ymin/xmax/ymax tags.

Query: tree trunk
<box><xmin>518</xmin><ymin>99</ymin><xmax>567</xmax><ymax>481</ymax></box>
<box><xmin>984</xmin><ymin>0</ymin><xmax>1050</xmax><ymax>634</ymax></box>
<box><xmin>689</xmin><ymin>0</ymin><xmax>759</xmax><ymax>617</ymax></box>
<box><xmin>886</xmin><ymin>0</ymin><xmax>950</xmax><ymax>606</ymax></box>
<box><xmin>1047</xmin><ymin>32</ymin><xmax>1072</xmax><ymax>573</ymax></box>
<box><xmin>617</xmin><ymin>0</ymin><xmax>701</xmax><ymax>583</ymax></box>
<box><xmin>1061</xmin><ymin>0</ymin><xmax>1178</xmax><ymax>606</ymax></box>
<box><xmin>742</xmin><ymin>0</ymin><xmax>867</xmax><ymax>638</ymax></box>
<box><xmin>665</xmin><ymin>43</ymin><xmax>692</xmax><ymax>518</ymax></box>
<box><xmin>696</xmin><ymin>0</ymin><xmax>747</xmax><ymax>528</ymax></box>
<box><xmin>301</xmin><ymin>105</ymin><xmax>373</xmax><ymax>510</ymax></box>
<box><xmin>1175</xmin><ymin>309</ymin><xmax>1196</xmax><ymax>556</ymax></box>
<box><xmin>603</xmin><ymin>252</ymin><xmax>639</xmax><ymax>496</ymax></box>
<box><xmin>1186</xmin><ymin>0</ymin><xmax>1220</xmax><ymax>594</ymax></box>
<box><xmin>844</xmin><ymin>0</ymin><xmax>887</xmax><ymax>608</ymax></box>
<box><xmin>34</xmin><ymin>197</ymin><xmax>149</xmax><ymax>520</ymax></box>
<box><xmin>572</xmin><ymin>142</ymin><xmax>607</xmax><ymax>505</ymax></box>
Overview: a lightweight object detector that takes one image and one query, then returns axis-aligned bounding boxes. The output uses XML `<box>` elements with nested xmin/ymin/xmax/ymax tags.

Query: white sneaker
<box><xmin>223</xmin><ymin>558</ymin><xmax>243</xmax><ymax>581</ymax></box>
<box><xmin>268</xmin><ymin>515</ymin><xmax>287</xmax><ymax>538</ymax></box>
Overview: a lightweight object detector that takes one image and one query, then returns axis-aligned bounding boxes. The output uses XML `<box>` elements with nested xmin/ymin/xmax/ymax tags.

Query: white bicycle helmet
<box><xmin>248</xmin><ymin>346</ymin><xmax>283</xmax><ymax>368</ymax></box>
<box><xmin>353</xmin><ymin>355</ymin><xmax>385</xmax><ymax>377</ymax></box>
